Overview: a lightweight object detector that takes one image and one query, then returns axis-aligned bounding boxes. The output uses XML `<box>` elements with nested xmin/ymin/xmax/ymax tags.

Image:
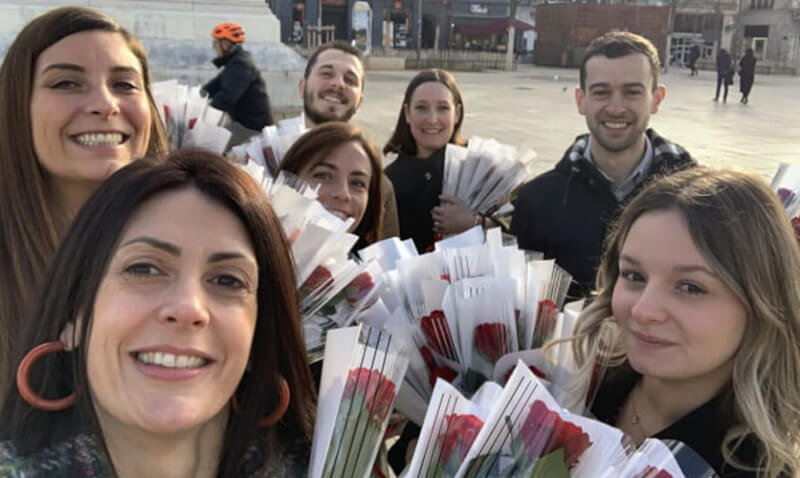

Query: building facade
<box><xmin>740</xmin><ymin>0</ymin><xmax>800</xmax><ymax>72</ymax></box>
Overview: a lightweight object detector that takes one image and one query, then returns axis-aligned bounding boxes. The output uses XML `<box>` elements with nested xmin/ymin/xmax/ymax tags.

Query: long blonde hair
<box><xmin>571</xmin><ymin>167</ymin><xmax>800</xmax><ymax>477</ymax></box>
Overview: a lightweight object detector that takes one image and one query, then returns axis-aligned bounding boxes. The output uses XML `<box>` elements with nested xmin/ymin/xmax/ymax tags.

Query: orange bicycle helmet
<box><xmin>212</xmin><ymin>23</ymin><xmax>245</xmax><ymax>43</ymax></box>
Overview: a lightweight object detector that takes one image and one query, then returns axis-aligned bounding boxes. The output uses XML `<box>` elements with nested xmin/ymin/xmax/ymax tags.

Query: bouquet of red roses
<box><xmin>152</xmin><ymin>80</ymin><xmax>230</xmax><ymax>153</ymax></box>
<box><xmin>227</xmin><ymin>120</ymin><xmax>307</xmax><ymax>176</ymax></box>
<box><xmin>237</xmin><ymin>169</ymin><xmax>382</xmax><ymax>356</ymax></box>
<box><xmin>408</xmin><ymin>361</ymin><xmax>717</xmax><ymax>478</ymax></box>
<box><xmin>310</xmin><ymin>324</ymin><xmax>409</xmax><ymax>478</ymax></box>
<box><xmin>443</xmin><ymin>137</ymin><xmax>535</xmax><ymax>215</ymax></box>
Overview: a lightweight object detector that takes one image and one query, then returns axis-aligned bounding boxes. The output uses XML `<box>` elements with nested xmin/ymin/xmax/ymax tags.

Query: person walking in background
<box><xmin>739</xmin><ymin>48</ymin><xmax>757</xmax><ymax>104</ymax></box>
<box><xmin>202</xmin><ymin>23</ymin><xmax>273</xmax><ymax>149</ymax></box>
<box><xmin>713</xmin><ymin>48</ymin><xmax>733</xmax><ymax>103</ymax></box>
<box><xmin>688</xmin><ymin>43</ymin><xmax>700</xmax><ymax>76</ymax></box>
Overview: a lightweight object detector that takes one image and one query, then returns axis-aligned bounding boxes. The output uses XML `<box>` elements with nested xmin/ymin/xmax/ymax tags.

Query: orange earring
<box><xmin>258</xmin><ymin>375</ymin><xmax>291</xmax><ymax>427</ymax></box>
<box><xmin>16</xmin><ymin>341</ymin><xmax>77</xmax><ymax>411</ymax></box>
<box><xmin>232</xmin><ymin>374</ymin><xmax>291</xmax><ymax>428</ymax></box>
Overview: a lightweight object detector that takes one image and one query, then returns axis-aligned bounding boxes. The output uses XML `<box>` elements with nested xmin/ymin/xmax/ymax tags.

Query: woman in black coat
<box><xmin>739</xmin><ymin>48</ymin><xmax>757</xmax><ymax>104</ymax></box>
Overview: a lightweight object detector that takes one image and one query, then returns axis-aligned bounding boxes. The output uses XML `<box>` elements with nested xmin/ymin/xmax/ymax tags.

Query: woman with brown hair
<box><xmin>278</xmin><ymin>121</ymin><xmax>384</xmax><ymax>249</ymax></box>
<box><xmin>0</xmin><ymin>6</ymin><xmax>167</xmax><ymax>397</ymax></box>
<box><xmin>0</xmin><ymin>149</ymin><xmax>315</xmax><ymax>476</ymax></box>
<box><xmin>384</xmin><ymin>69</ymin><xmax>474</xmax><ymax>253</ymax></box>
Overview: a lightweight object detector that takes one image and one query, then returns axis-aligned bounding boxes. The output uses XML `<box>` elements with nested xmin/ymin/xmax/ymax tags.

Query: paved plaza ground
<box><xmin>351</xmin><ymin>64</ymin><xmax>800</xmax><ymax>179</ymax></box>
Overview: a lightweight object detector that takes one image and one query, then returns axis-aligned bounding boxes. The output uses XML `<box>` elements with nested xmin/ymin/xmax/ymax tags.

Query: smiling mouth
<box><xmin>630</xmin><ymin>330</ymin><xmax>673</xmax><ymax>347</ymax></box>
<box><xmin>320</xmin><ymin>92</ymin><xmax>346</xmax><ymax>105</ymax></box>
<box><xmin>421</xmin><ymin>128</ymin><xmax>443</xmax><ymax>134</ymax></box>
<box><xmin>602</xmin><ymin>121</ymin><xmax>630</xmax><ymax>130</ymax></box>
<box><xmin>133</xmin><ymin>351</ymin><xmax>211</xmax><ymax>369</ymax></box>
<box><xmin>72</xmin><ymin>132</ymin><xmax>129</xmax><ymax>147</ymax></box>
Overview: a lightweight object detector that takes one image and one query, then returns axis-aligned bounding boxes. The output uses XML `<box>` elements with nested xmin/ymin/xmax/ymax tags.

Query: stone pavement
<box><xmin>352</xmin><ymin>64</ymin><xmax>800</xmax><ymax>179</ymax></box>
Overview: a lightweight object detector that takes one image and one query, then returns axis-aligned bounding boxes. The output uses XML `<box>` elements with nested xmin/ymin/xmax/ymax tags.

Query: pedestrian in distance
<box><xmin>0</xmin><ymin>6</ymin><xmax>167</xmax><ymax>404</ymax></box>
<box><xmin>688</xmin><ymin>43</ymin><xmax>701</xmax><ymax>76</ymax></box>
<box><xmin>714</xmin><ymin>48</ymin><xmax>733</xmax><ymax>103</ymax></box>
<box><xmin>739</xmin><ymin>48</ymin><xmax>757</xmax><ymax>105</ymax></box>
<box><xmin>202</xmin><ymin>23</ymin><xmax>274</xmax><ymax>150</ymax></box>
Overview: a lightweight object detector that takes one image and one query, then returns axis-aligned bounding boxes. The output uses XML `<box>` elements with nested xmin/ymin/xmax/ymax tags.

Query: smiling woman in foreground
<box><xmin>572</xmin><ymin>167</ymin><xmax>800</xmax><ymax>477</ymax></box>
<box><xmin>0</xmin><ymin>149</ymin><xmax>315</xmax><ymax>477</ymax></box>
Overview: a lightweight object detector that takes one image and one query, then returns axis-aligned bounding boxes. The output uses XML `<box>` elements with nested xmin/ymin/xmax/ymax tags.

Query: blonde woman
<box><xmin>571</xmin><ymin>167</ymin><xmax>800</xmax><ymax>477</ymax></box>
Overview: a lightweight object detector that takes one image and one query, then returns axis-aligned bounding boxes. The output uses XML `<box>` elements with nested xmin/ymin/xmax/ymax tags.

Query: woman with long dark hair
<box><xmin>0</xmin><ymin>150</ymin><xmax>315</xmax><ymax>476</ymax></box>
<box><xmin>0</xmin><ymin>6</ymin><xmax>168</xmax><ymax>398</ymax></box>
<box><xmin>384</xmin><ymin>69</ymin><xmax>474</xmax><ymax>253</ymax></box>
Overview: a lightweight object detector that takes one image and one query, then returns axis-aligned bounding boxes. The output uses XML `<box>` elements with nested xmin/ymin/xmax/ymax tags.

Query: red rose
<box><xmin>473</xmin><ymin>322</ymin><xmax>509</xmax><ymax>364</ymax></box>
<box><xmin>777</xmin><ymin>187</ymin><xmax>795</xmax><ymax>205</ymax></box>
<box><xmin>420</xmin><ymin>310</ymin><xmax>455</xmax><ymax>358</ymax></box>
<box><xmin>791</xmin><ymin>216</ymin><xmax>800</xmax><ymax>246</ymax></box>
<box><xmin>429</xmin><ymin>366</ymin><xmax>458</xmax><ymax>388</ymax></box>
<box><xmin>419</xmin><ymin>345</ymin><xmax>436</xmax><ymax>372</ymax></box>
<box><xmin>300</xmin><ymin>266</ymin><xmax>332</xmax><ymax>298</ymax></box>
<box><xmin>440</xmin><ymin>414</ymin><xmax>484</xmax><ymax>461</ymax></box>
<box><xmin>519</xmin><ymin>400</ymin><xmax>592</xmax><ymax>469</ymax></box>
<box><xmin>533</xmin><ymin>299</ymin><xmax>559</xmax><ymax>345</ymax></box>
<box><xmin>345</xmin><ymin>272</ymin><xmax>374</xmax><ymax>306</ymax></box>
<box><xmin>635</xmin><ymin>466</ymin><xmax>674</xmax><ymax>478</ymax></box>
<box><xmin>343</xmin><ymin>367</ymin><xmax>397</xmax><ymax>425</ymax></box>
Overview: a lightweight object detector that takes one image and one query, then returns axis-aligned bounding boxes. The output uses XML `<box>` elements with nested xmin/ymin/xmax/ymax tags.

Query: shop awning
<box><xmin>456</xmin><ymin>18</ymin><xmax>535</xmax><ymax>35</ymax></box>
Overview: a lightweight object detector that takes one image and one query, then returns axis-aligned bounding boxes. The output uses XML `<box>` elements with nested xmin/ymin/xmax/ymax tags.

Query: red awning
<box><xmin>456</xmin><ymin>18</ymin><xmax>535</xmax><ymax>35</ymax></box>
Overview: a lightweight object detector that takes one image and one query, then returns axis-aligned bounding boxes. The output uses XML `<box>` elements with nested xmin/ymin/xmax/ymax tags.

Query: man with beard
<box><xmin>511</xmin><ymin>32</ymin><xmax>695</xmax><ymax>298</ymax></box>
<box><xmin>294</xmin><ymin>41</ymin><xmax>399</xmax><ymax>239</ymax></box>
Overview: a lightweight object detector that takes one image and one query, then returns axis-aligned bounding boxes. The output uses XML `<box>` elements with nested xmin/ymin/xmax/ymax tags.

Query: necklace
<box><xmin>629</xmin><ymin>385</ymin><xmax>645</xmax><ymax>432</ymax></box>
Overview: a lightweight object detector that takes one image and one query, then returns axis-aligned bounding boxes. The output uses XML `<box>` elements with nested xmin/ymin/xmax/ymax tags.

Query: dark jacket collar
<box><xmin>212</xmin><ymin>44</ymin><xmax>243</xmax><ymax>68</ymax></box>
<box><xmin>555</xmin><ymin>128</ymin><xmax>694</xmax><ymax>176</ymax></box>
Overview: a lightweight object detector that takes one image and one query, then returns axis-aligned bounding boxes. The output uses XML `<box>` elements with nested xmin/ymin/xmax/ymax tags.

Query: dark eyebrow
<box><xmin>40</xmin><ymin>63</ymin><xmax>141</xmax><ymax>75</ymax></box>
<box><xmin>316</xmin><ymin>160</ymin><xmax>370</xmax><ymax>177</ymax></box>
<box><xmin>121</xmin><ymin>236</ymin><xmax>180</xmax><ymax>255</ymax></box>
<box><xmin>41</xmin><ymin>63</ymin><xmax>84</xmax><ymax>74</ymax></box>
<box><xmin>208</xmin><ymin>252</ymin><xmax>249</xmax><ymax>263</ymax></box>
<box><xmin>121</xmin><ymin>236</ymin><xmax>253</xmax><ymax>264</ymax></box>
<box><xmin>620</xmin><ymin>254</ymin><xmax>717</xmax><ymax>276</ymax></box>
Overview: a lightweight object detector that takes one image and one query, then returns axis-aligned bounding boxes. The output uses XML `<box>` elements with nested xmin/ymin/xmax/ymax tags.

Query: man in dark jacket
<box><xmin>511</xmin><ymin>32</ymin><xmax>695</xmax><ymax>298</ymax></box>
<box><xmin>713</xmin><ymin>48</ymin><xmax>733</xmax><ymax>103</ymax></box>
<box><xmin>202</xmin><ymin>23</ymin><xmax>273</xmax><ymax>149</ymax></box>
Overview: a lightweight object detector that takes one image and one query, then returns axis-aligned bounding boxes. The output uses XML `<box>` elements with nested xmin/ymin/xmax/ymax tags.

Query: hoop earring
<box><xmin>232</xmin><ymin>374</ymin><xmax>291</xmax><ymax>428</ymax></box>
<box><xmin>258</xmin><ymin>375</ymin><xmax>291</xmax><ymax>428</ymax></box>
<box><xmin>16</xmin><ymin>341</ymin><xmax>77</xmax><ymax>411</ymax></box>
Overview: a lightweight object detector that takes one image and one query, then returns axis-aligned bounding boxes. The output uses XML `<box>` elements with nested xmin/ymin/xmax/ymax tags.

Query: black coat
<box><xmin>384</xmin><ymin>148</ymin><xmax>446</xmax><ymax>253</ymax></box>
<box><xmin>510</xmin><ymin>129</ymin><xmax>695</xmax><ymax>298</ymax></box>
<box><xmin>593</xmin><ymin>365</ymin><xmax>761</xmax><ymax>478</ymax></box>
<box><xmin>202</xmin><ymin>45</ymin><xmax>273</xmax><ymax>131</ymax></box>
<box><xmin>739</xmin><ymin>55</ymin><xmax>757</xmax><ymax>96</ymax></box>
